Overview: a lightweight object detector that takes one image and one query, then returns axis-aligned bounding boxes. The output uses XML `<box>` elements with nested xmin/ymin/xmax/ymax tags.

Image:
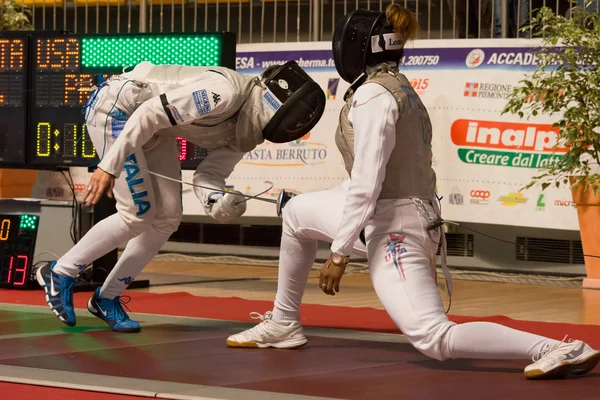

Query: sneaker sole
<box><xmin>525</xmin><ymin>351</ymin><xmax>600</xmax><ymax>379</ymax></box>
<box><xmin>226</xmin><ymin>337</ymin><xmax>308</xmax><ymax>349</ymax></box>
<box><xmin>36</xmin><ymin>266</ymin><xmax>76</xmax><ymax>327</ymax></box>
<box><xmin>87</xmin><ymin>298</ymin><xmax>142</xmax><ymax>334</ymax></box>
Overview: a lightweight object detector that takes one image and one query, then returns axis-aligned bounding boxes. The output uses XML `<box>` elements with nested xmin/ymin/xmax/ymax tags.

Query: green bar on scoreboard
<box><xmin>80</xmin><ymin>35</ymin><xmax>225</xmax><ymax>73</ymax></box>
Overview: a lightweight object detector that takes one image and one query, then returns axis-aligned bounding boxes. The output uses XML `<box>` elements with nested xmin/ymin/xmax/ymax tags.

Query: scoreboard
<box><xmin>28</xmin><ymin>34</ymin><xmax>98</xmax><ymax>167</ymax></box>
<box><xmin>0</xmin><ymin>31</ymin><xmax>236</xmax><ymax>170</ymax></box>
<box><xmin>0</xmin><ymin>32</ymin><xmax>28</xmax><ymax>165</ymax></box>
<box><xmin>0</xmin><ymin>214</ymin><xmax>38</xmax><ymax>289</ymax></box>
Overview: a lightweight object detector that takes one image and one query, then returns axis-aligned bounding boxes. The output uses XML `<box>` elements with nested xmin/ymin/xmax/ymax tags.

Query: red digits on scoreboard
<box><xmin>4</xmin><ymin>255</ymin><xmax>28</xmax><ymax>286</ymax></box>
<box><xmin>6</xmin><ymin>256</ymin><xmax>13</xmax><ymax>284</ymax></box>
<box><xmin>14</xmin><ymin>255</ymin><xmax>28</xmax><ymax>286</ymax></box>
<box><xmin>177</xmin><ymin>137</ymin><xmax>187</xmax><ymax>161</ymax></box>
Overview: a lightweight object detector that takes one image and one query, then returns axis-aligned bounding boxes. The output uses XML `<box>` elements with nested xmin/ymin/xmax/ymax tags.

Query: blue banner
<box><xmin>236</xmin><ymin>46</ymin><xmax>544</xmax><ymax>73</ymax></box>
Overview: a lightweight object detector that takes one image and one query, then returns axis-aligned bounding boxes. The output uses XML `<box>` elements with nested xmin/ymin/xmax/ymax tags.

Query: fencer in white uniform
<box><xmin>226</xmin><ymin>5</ymin><xmax>600</xmax><ymax>380</ymax></box>
<box><xmin>36</xmin><ymin>61</ymin><xmax>325</xmax><ymax>332</ymax></box>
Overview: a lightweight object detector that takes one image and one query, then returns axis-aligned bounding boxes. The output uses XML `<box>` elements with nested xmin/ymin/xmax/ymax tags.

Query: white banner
<box><xmin>39</xmin><ymin>39</ymin><xmax>578</xmax><ymax>230</ymax></box>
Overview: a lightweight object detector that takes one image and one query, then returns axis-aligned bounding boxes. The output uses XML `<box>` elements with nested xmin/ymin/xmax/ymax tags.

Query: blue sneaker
<box><xmin>87</xmin><ymin>288</ymin><xmax>141</xmax><ymax>333</ymax></box>
<box><xmin>36</xmin><ymin>261</ymin><xmax>77</xmax><ymax>327</ymax></box>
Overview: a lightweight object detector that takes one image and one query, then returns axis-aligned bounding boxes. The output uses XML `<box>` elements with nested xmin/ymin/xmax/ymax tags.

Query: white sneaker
<box><xmin>524</xmin><ymin>337</ymin><xmax>600</xmax><ymax>379</ymax></box>
<box><xmin>226</xmin><ymin>311</ymin><xmax>307</xmax><ymax>349</ymax></box>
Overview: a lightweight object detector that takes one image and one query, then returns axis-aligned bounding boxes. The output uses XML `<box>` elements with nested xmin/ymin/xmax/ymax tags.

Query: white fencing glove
<box><xmin>205</xmin><ymin>190</ymin><xmax>247</xmax><ymax>222</ymax></box>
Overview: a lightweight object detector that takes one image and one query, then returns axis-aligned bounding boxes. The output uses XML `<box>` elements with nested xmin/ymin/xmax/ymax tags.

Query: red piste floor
<box><xmin>0</xmin><ymin>290</ymin><xmax>599</xmax><ymax>400</ymax></box>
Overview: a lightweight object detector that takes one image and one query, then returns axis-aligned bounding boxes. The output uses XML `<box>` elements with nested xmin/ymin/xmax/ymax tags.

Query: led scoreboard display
<box><xmin>0</xmin><ymin>214</ymin><xmax>39</xmax><ymax>289</ymax></box>
<box><xmin>27</xmin><ymin>33</ymin><xmax>98</xmax><ymax>167</ymax></box>
<box><xmin>0</xmin><ymin>32</ymin><xmax>29</xmax><ymax>165</ymax></box>
<box><xmin>27</xmin><ymin>32</ymin><xmax>236</xmax><ymax>170</ymax></box>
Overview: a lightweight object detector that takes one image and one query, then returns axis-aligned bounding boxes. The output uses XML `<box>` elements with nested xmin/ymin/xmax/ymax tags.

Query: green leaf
<box><xmin>0</xmin><ymin>0</ymin><xmax>33</xmax><ymax>30</ymax></box>
<box><xmin>502</xmin><ymin>8</ymin><xmax>600</xmax><ymax>191</ymax></box>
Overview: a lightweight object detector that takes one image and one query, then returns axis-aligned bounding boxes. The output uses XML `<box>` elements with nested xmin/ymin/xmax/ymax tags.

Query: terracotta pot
<box><xmin>0</xmin><ymin>169</ymin><xmax>38</xmax><ymax>198</ymax></box>
<box><xmin>570</xmin><ymin>176</ymin><xmax>600</xmax><ymax>289</ymax></box>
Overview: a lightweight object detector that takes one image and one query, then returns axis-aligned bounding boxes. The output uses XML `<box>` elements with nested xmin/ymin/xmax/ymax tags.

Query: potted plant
<box><xmin>503</xmin><ymin>2</ymin><xmax>600</xmax><ymax>288</ymax></box>
<box><xmin>0</xmin><ymin>0</ymin><xmax>33</xmax><ymax>30</ymax></box>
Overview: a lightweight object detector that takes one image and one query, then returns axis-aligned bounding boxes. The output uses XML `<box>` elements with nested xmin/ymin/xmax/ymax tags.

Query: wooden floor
<box><xmin>137</xmin><ymin>262</ymin><xmax>600</xmax><ymax>326</ymax></box>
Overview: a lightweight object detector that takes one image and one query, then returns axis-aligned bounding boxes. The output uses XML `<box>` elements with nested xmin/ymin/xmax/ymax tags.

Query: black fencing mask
<box><xmin>259</xmin><ymin>61</ymin><xmax>326</xmax><ymax>143</ymax></box>
<box><xmin>333</xmin><ymin>9</ymin><xmax>405</xmax><ymax>84</ymax></box>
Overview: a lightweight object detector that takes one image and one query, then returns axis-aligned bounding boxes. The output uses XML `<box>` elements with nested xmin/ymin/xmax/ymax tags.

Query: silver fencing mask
<box><xmin>332</xmin><ymin>9</ymin><xmax>405</xmax><ymax>84</ymax></box>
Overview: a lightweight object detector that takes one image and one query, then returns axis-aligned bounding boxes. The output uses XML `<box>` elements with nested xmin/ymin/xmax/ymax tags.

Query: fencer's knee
<box><xmin>119</xmin><ymin>213</ymin><xmax>155</xmax><ymax>236</ymax></box>
<box><xmin>122</xmin><ymin>204</ymin><xmax>181</xmax><ymax>237</ymax></box>
<box><xmin>406</xmin><ymin>321</ymin><xmax>456</xmax><ymax>361</ymax></box>
<box><xmin>281</xmin><ymin>195</ymin><xmax>311</xmax><ymax>234</ymax></box>
<box><xmin>281</xmin><ymin>196</ymin><xmax>299</xmax><ymax>231</ymax></box>
<box><xmin>154</xmin><ymin>213</ymin><xmax>182</xmax><ymax>237</ymax></box>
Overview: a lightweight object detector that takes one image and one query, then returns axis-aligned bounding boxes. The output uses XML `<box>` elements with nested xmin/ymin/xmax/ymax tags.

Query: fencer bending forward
<box><xmin>227</xmin><ymin>5</ymin><xmax>600</xmax><ymax>379</ymax></box>
<box><xmin>36</xmin><ymin>61</ymin><xmax>325</xmax><ymax>333</ymax></box>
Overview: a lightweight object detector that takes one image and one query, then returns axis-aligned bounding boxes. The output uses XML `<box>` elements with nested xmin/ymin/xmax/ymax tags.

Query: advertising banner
<box><xmin>39</xmin><ymin>39</ymin><xmax>578</xmax><ymax>230</ymax></box>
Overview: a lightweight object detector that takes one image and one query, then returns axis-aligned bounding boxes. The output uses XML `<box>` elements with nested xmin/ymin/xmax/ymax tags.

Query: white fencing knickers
<box><xmin>53</xmin><ymin>77</ymin><xmax>183</xmax><ymax>299</ymax></box>
<box><xmin>273</xmin><ymin>183</ymin><xmax>558</xmax><ymax>361</ymax></box>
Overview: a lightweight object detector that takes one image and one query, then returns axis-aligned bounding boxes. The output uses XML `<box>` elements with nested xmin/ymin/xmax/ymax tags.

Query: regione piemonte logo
<box><xmin>463</xmin><ymin>82</ymin><xmax>514</xmax><ymax>99</ymax></box>
<box><xmin>466</xmin><ymin>49</ymin><xmax>485</xmax><ymax>68</ymax></box>
<box><xmin>450</xmin><ymin>119</ymin><xmax>566</xmax><ymax>168</ymax></box>
<box><xmin>464</xmin><ymin>82</ymin><xmax>479</xmax><ymax>97</ymax></box>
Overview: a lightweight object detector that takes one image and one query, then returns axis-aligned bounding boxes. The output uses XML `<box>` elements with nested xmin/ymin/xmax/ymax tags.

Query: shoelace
<box><xmin>246</xmin><ymin>311</ymin><xmax>275</xmax><ymax>337</ymax></box>
<box><xmin>250</xmin><ymin>311</ymin><xmax>273</xmax><ymax>322</ymax></box>
<box><xmin>52</xmin><ymin>274</ymin><xmax>77</xmax><ymax>306</ymax></box>
<box><xmin>63</xmin><ymin>278</ymin><xmax>76</xmax><ymax>306</ymax></box>
<box><xmin>112</xmin><ymin>296</ymin><xmax>133</xmax><ymax>322</ymax></box>
<box><xmin>532</xmin><ymin>335</ymin><xmax>570</xmax><ymax>362</ymax></box>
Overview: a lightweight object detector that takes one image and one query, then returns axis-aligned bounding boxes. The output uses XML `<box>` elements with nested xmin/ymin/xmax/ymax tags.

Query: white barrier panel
<box><xmin>37</xmin><ymin>39</ymin><xmax>578</xmax><ymax>231</ymax></box>
<box><xmin>182</xmin><ymin>39</ymin><xmax>578</xmax><ymax>231</ymax></box>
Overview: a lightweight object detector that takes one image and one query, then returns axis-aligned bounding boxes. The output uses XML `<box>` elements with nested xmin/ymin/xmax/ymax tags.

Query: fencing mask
<box><xmin>332</xmin><ymin>9</ymin><xmax>406</xmax><ymax>84</ymax></box>
<box><xmin>236</xmin><ymin>60</ymin><xmax>326</xmax><ymax>149</ymax></box>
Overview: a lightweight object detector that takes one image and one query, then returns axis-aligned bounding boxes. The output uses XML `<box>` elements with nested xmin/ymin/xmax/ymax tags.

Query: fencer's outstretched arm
<box><xmin>192</xmin><ymin>146</ymin><xmax>245</xmax><ymax>205</ymax></box>
<box><xmin>330</xmin><ymin>84</ymin><xmax>399</xmax><ymax>256</ymax></box>
<box><xmin>97</xmin><ymin>73</ymin><xmax>237</xmax><ymax>177</ymax></box>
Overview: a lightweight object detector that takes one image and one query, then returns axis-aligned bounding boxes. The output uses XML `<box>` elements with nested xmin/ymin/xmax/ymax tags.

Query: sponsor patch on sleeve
<box><xmin>262</xmin><ymin>89</ymin><xmax>282</xmax><ymax>112</ymax></box>
<box><xmin>192</xmin><ymin>89</ymin><xmax>212</xmax><ymax>116</ymax></box>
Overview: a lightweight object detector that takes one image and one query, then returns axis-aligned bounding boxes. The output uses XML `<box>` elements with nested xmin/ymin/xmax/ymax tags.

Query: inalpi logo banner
<box><xmin>450</xmin><ymin>119</ymin><xmax>565</xmax><ymax>168</ymax></box>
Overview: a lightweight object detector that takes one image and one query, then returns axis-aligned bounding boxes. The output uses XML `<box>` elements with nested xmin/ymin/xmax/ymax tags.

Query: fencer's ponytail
<box><xmin>385</xmin><ymin>3</ymin><xmax>419</xmax><ymax>45</ymax></box>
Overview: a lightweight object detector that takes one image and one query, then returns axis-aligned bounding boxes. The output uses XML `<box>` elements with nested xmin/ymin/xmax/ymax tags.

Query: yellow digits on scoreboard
<box><xmin>36</xmin><ymin>122</ymin><xmax>51</xmax><ymax>157</ymax></box>
<box><xmin>36</xmin><ymin>122</ymin><xmax>96</xmax><ymax>158</ymax></box>
<box><xmin>0</xmin><ymin>219</ymin><xmax>10</xmax><ymax>241</ymax></box>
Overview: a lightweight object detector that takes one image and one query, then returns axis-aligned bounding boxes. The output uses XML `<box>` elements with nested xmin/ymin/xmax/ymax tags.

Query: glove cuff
<box><xmin>207</xmin><ymin>192</ymin><xmax>222</xmax><ymax>205</ymax></box>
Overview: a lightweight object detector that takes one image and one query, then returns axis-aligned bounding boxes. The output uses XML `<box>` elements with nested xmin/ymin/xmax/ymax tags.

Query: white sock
<box><xmin>53</xmin><ymin>214</ymin><xmax>137</xmax><ymax>278</ymax></box>
<box><xmin>272</xmin><ymin>228</ymin><xmax>317</xmax><ymax>323</ymax></box>
<box><xmin>98</xmin><ymin>228</ymin><xmax>170</xmax><ymax>300</ymax></box>
<box><xmin>443</xmin><ymin>321</ymin><xmax>560</xmax><ymax>360</ymax></box>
